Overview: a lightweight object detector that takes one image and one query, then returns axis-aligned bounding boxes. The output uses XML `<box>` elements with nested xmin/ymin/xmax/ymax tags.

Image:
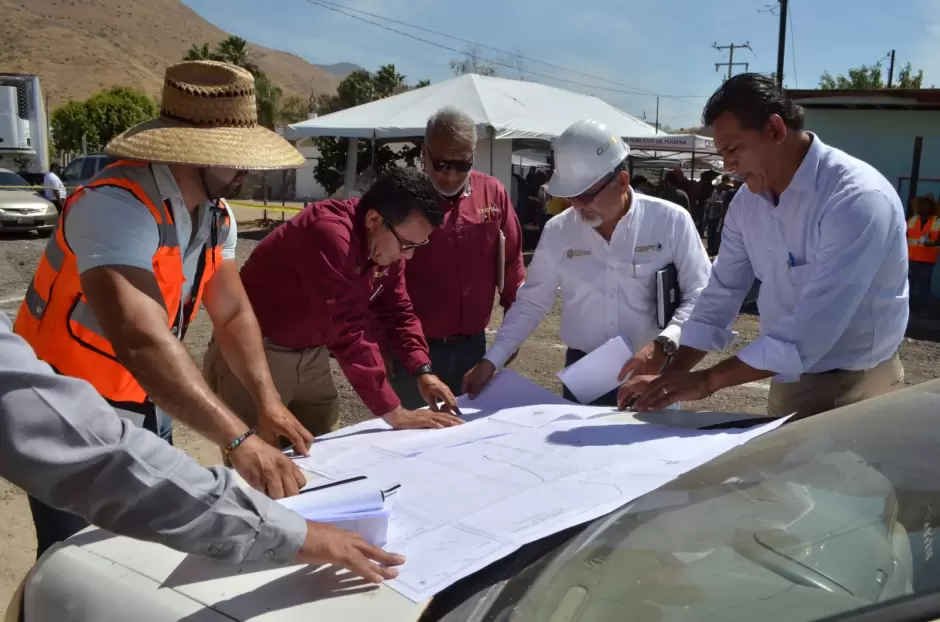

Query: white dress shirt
<box><xmin>486</xmin><ymin>193</ymin><xmax>712</xmax><ymax>367</ymax></box>
<box><xmin>681</xmin><ymin>134</ymin><xmax>909</xmax><ymax>380</ymax></box>
<box><xmin>42</xmin><ymin>170</ymin><xmax>66</xmax><ymax>201</ymax></box>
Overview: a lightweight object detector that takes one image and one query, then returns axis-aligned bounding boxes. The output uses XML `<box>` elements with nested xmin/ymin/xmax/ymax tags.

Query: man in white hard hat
<box><xmin>462</xmin><ymin>120</ymin><xmax>712</xmax><ymax>407</ymax></box>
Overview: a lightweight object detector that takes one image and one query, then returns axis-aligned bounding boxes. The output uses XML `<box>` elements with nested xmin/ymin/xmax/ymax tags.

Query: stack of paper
<box><xmin>293</xmin><ymin>371</ymin><xmax>790</xmax><ymax>603</ymax></box>
<box><xmin>277</xmin><ymin>477</ymin><xmax>397</xmax><ymax>546</ymax></box>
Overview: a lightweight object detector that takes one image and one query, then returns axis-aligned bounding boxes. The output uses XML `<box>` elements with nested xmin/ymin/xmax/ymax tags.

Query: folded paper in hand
<box><xmin>557</xmin><ymin>336</ymin><xmax>633</xmax><ymax>405</ymax></box>
<box><xmin>276</xmin><ymin>477</ymin><xmax>397</xmax><ymax>546</ymax></box>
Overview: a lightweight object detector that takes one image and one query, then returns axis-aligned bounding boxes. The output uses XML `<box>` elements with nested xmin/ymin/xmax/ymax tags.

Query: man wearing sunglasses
<box><xmin>386</xmin><ymin>107</ymin><xmax>525</xmax><ymax>407</ymax></box>
<box><xmin>204</xmin><ymin>167</ymin><xmax>463</xmax><ymax>437</ymax></box>
<box><xmin>463</xmin><ymin>119</ymin><xmax>711</xmax><ymax>407</ymax></box>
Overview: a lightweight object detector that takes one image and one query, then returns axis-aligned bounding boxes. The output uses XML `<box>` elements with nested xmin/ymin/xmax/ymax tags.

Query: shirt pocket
<box><xmin>625</xmin><ymin>262</ymin><xmax>660</xmax><ymax>314</ymax></box>
<box><xmin>462</xmin><ymin>219</ymin><xmax>501</xmax><ymax>246</ymax></box>
<box><xmin>786</xmin><ymin>263</ymin><xmax>814</xmax><ymax>293</ymax></box>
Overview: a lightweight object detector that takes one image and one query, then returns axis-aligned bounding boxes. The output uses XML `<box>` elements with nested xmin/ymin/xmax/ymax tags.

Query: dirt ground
<box><xmin>1</xmin><ymin>223</ymin><xmax>939</xmax><ymax>616</ymax></box>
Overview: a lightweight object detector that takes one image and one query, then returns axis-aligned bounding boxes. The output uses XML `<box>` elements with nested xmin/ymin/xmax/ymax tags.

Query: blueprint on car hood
<box><xmin>295</xmin><ymin>370</ymin><xmax>788</xmax><ymax>603</ymax></box>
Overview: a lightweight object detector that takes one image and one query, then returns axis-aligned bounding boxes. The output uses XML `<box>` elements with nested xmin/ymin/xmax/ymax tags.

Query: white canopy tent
<box><xmin>624</xmin><ymin>134</ymin><xmax>717</xmax><ymax>154</ymax></box>
<box><xmin>285</xmin><ymin>74</ymin><xmax>657</xmax><ymax>194</ymax></box>
<box><xmin>285</xmin><ymin>73</ymin><xmax>656</xmax><ymax>141</ymax></box>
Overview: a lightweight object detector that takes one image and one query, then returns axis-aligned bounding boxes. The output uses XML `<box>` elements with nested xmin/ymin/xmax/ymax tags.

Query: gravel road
<box><xmin>2</xmin><ymin>225</ymin><xmax>939</xmax><ymax>614</ymax></box>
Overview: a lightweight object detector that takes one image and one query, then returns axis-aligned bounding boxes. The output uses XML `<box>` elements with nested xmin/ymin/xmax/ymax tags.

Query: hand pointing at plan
<box><xmin>383</xmin><ymin>406</ymin><xmax>463</xmax><ymax>429</ymax></box>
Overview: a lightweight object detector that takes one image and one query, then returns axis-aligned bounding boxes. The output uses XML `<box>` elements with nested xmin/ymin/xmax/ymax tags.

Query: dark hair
<box><xmin>359</xmin><ymin>166</ymin><xmax>444</xmax><ymax>227</ymax></box>
<box><xmin>702</xmin><ymin>73</ymin><xmax>804</xmax><ymax>131</ymax></box>
<box><xmin>665</xmin><ymin>169</ymin><xmax>683</xmax><ymax>185</ymax></box>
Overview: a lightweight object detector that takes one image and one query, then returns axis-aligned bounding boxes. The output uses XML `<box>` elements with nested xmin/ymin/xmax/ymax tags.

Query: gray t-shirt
<box><xmin>64</xmin><ymin>164</ymin><xmax>237</xmax><ymax>305</ymax></box>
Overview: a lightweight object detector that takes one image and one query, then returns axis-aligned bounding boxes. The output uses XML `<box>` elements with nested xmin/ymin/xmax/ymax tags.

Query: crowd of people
<box><xmin>0</xmin><ymin>60</ymin><xmax>923</xmax><ymax>617</ymax></box>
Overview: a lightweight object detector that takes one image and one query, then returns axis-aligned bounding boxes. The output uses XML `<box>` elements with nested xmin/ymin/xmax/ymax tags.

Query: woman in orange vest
<box><xmin>907</xmin><ymin>194</ymin><xmax>940</xmax><ymax>315</ymax></box>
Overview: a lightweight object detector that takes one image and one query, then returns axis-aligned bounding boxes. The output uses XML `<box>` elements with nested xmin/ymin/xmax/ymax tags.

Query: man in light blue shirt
<box><xmin>622</xmin><ymin>73</ymin><xmax>908</xmax><ymax>419</ymax></box>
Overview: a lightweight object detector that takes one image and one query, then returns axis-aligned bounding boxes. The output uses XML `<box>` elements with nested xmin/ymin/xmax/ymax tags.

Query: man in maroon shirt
<box><xmin>203</xmin><ymin>167</ymin><xmax>462</xmax><ymax>435</ymax></box>
<box><xmin>388</xmin><ymin>108</ymin><xmax>525</xmax><ymax>407</ymax></box>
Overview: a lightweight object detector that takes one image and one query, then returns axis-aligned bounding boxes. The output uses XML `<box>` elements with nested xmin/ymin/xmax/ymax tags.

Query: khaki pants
<box><xmin>767</xmin><ymin>352</ymin><xmax>904</xmax><ymax>420</ymax></box>
<box><xmin>203</xmin><ymin>338</ymin><xmax>340</xmax><ymax>439</ymax></box>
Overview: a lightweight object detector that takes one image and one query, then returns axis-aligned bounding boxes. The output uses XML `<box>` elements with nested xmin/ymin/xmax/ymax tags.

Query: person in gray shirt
<box><xmin>0</xmin><ymin>312</ymin><xmax>403</xmax><ymax>587</ymax></box>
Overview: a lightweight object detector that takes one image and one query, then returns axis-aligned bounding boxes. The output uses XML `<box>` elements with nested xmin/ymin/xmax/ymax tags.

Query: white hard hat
<box><xmin>546</xmin><ymin>119</ymin><xmax>630</xmax><ymax>198</ymax></box>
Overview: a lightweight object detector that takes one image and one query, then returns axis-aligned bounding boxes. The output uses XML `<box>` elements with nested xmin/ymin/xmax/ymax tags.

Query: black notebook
<box><xmin>656</xmin><ymin>263</ymin><xmax>679</xmax><ymax>329</ymax></box>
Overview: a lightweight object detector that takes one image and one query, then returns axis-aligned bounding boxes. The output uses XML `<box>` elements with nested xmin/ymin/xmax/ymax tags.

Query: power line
<box><xmin>302</xmin><ymin>0</ymin><xmax>708</xmax><ymax>107</ymax></box>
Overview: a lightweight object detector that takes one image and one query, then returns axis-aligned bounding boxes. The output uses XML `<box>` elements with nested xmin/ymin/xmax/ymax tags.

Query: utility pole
<box><xmin>713</xmin><ymin>42</ymin><xmax>751</xmax><ymax>80</ymax></box>
<box><xmin>887</xmin><ymin>49</ymin><xmax>896</xmax><ymax>87</ymax></box>
<box><xmin>655</xmin><ymin>97</ymin><xmax>660</xmax><ymax>133</ymax></box>
<box><xmin>776</xmin><ymin>0</ymin><xmax>788</xmax><ymax>86</ymax></box>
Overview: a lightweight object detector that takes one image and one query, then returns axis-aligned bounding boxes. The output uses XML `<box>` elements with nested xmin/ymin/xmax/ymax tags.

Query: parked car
<box><xmin>60</xmin><ymin>153</ymin><xmax>117</xmax><ymax>192</ymax></box>
<box><xmin>18</xmin><ymin>379</ymin><xmax>940</xmax><ymax>622</ymax></box>
<box><xmin>0</xmin><ymin>168</ymin><xmax>57</xmax><ymax>233</ymax></box>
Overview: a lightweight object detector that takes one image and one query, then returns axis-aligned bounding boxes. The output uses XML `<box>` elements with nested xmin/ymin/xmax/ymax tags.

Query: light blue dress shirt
<box><xmin>681</xmin><ymin>134</ymin><xmax>909</xmax><ymax>380</ymax></box>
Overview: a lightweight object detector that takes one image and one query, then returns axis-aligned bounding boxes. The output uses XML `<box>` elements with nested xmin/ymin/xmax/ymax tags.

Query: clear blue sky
<box><xmin>182</xmin><ymin>0</ymin><xmax>940</xmax><ymax>129</ymax></box>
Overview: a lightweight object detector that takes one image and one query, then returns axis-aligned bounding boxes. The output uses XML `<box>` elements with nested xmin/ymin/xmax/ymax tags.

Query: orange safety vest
<box><xmin>908</xmin><ymin>215</ymin><xmax>940</xmax><ymax>264</ymax></box>
<box><xmin>13</xmin><ymin>160</ymin><xmax>231</xmax><ymax>409</ymax></box>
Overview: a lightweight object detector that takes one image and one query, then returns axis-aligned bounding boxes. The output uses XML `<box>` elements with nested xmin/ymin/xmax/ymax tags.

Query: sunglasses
<box><xmin>572</xmin><ymin>170</ymin><xmax>620</xmax><ymax>205</ymax></box>
<box><xmin>386</xmin><ymin>221</ymin><xmax>429</xmax><ymax>251</ymax></box>
<box><xmin>424</xmin><ymin>148</ymin><xmax>473</xmax><ymax>173</ymax></box>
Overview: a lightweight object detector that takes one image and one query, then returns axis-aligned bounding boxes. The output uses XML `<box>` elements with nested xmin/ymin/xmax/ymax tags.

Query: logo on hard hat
<box><xmin>596</xmin><ymin>135</ymin><xmax>618</xmax><ymax>156</ymax></box>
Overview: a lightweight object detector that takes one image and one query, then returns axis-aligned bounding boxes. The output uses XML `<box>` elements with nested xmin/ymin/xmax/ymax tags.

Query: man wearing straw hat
<box><xmin>14</xmin><ymin>61</ymin><xmax>314</xmax><ymax>557</ymax></box>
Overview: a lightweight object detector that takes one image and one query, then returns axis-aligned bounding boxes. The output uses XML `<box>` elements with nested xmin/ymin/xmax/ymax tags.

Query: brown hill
<box><xmin>0</xmin><ymin>0</ymin><xmax>341</xmax><ymax>108</ymax></box>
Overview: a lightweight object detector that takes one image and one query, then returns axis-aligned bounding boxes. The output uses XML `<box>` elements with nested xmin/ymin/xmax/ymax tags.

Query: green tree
<box><xmin>311</xmin><ymin>65</ymin><xmax>425</xmax><ymax>195</ymax></box>
<box><xmin>85</xmin><ymin>87</ymin><xmax>158</xmax><ymax>146</ymax></box>
<box><xmin>50</xmin><ymin>87</ymin><xmax>157</xmax><ymax>153</ymax></box>
<box><xmin>50</xmin><ymin>100</ymin><xmax>95</xmax><ymax>153</ymax></box>
<box><xmin>819</xmin><ymin>61</ymin><xmax>924</xmax><ymax>89</ymax></box>
<box><xmin>414</xmin><ymin>79</ymin><xmax>431</xmax><ymax>88</ymax></box>
<box><xmin>278</xmin><ymin>94</ymin><xmax>310</xmax><ymax>126</ymax></box>
<box><xmin>183</xmin><ymin>43</ymin><xmax>220</xmax><ymax>62</ymax></box>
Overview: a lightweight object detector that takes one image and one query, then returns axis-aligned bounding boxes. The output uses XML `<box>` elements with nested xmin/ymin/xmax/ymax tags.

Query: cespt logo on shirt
<box><xmin>635</xmin><ymin>243</ymin><xmax>663</xmax><ymax>253</ymax></box>
<box><xmin>478</xmin><ymin>204</ymin><xmax>500</xmax><ymax>223</ymax></box>
<box><xmin>566</xmin><ymin>249</ymin><xmax>592</xmax><ymax>259</ymax></box>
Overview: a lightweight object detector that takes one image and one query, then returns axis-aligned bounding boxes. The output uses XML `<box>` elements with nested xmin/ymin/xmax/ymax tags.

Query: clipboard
<box><xmin>496</xmin><ymin>230</ymin><xmax>506</xmax><ymax>293</ymax></box>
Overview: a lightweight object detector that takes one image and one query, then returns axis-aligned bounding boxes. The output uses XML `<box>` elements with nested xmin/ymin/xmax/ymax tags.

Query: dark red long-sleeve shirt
<box><xmin>404</xmin><ymin>171</ymin><xmax>525</xmax><ymax>339</ymax></box>
<box><xmin>240</xmin><ymin>198</ymin><xmax>431</xmax><ymax>416</ymax></box>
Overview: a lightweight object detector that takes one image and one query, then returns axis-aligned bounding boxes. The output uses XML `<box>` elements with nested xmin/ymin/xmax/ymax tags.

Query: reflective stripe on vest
<box><xmin>908</xmin><ymin>215</ymin><xmax>940</xmax><ymax>263</ymax></box>
<box><xmin>13</xmin><ymin>161</ymin><xmax>229</xmax><ymax>405</ymax></box>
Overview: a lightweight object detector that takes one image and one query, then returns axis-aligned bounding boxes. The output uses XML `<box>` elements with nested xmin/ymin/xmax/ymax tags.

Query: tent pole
<box><xmin>489</xmin><ymin>127</ymin><xmax>494</xmax><ymax>175</ymax></box>
<box><xmin>344</xmin><ymin>138</ymin><xmax>357</xmax><ymax>199</ymax></box>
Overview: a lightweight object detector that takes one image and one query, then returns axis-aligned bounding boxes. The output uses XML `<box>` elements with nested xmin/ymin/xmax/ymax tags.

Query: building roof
<box><xmin>786</xmin><ymin>89</ymin><xmax>940</xmax><ymax>110</ymax></box>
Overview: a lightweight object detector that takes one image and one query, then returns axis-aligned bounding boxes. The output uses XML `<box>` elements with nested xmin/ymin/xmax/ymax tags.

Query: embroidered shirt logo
<box><xmin>478</xmin><ymin>204</ymin><xmax>500</xmax><ymax>222</ymax></box>
<box><xmin>566</xmin><ymin>249</ymin><xmax>592</xmax><ymax>259</ymax></box>
<box><xmin>373</xmin><ymin>267</ymin><xmax>390</xmax><ymax>280</ymax></box>
<box><xmin>635</xmin><ymin>243</ymin><xmax>663</xmax><ymax>253</ymax></box>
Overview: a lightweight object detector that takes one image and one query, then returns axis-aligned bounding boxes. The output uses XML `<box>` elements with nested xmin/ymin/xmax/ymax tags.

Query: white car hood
<box><xmin>26</xmin><ymin>527</ymin><xmax>429</xmax><ymax>622</ymax></box>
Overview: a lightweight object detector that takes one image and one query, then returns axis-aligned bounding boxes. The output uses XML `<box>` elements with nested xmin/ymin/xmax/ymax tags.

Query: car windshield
<box><xmin>0</xmin><ymin>171</ymin><xmax>30</xmax><ymax>188</ymax></box>
<box><xmin>492</xmin><ymin>385</ymin><xmax>940</xmax><ymax>622</ymax></box>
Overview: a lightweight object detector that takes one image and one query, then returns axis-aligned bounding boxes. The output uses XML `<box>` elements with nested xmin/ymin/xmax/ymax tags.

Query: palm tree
<box><xmin>184</xmin><ymin>43</ymin><xmax>219</xmax><ymax>62</ymax></box>
<box><xmin>215</xmin><ymin>36</ymin><xmax>250</xmax><ymax>68</ymax></box>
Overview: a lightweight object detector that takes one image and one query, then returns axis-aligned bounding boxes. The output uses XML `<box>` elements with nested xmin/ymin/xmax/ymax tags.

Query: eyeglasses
<box><xmin>572</xmin><ymin>170</ymin><xmax>620</xmax><ymax>205</ymax></box>
<box><xmin>424</xmin><ymin>148</ymin><xmax>473</xmax><ymax>173</ymax></box>
<box><xmin>386</xmin><ymin>221</ymin><xmax>430</xmax><ymax>251</ymax></box>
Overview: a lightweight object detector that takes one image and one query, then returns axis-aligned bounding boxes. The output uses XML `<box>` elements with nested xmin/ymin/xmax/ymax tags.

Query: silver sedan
<box><xmin>0</xmin><ymin>169</ymin><xmax>58</xmax><ymax>233</ymax></box>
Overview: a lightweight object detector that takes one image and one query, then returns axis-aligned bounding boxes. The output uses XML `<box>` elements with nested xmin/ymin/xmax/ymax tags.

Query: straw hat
<box><xmin>105</xmin><ymin>61</ymin><xmax>305</xmax><ymax>170</ymax></box>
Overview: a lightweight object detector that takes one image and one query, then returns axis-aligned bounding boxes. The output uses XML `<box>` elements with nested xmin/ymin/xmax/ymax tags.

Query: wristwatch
<box><xmin>654</xmin><ymin>335</ymin><xmax>678</xmax><ymax>356</ymax></box>
<box><xmin>413</xmin><ymin>364</ymin><xmax>433</xmax><ymax>378</ymax></box>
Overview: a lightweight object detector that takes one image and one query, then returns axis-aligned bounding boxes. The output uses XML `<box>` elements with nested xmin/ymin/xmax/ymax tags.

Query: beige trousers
<box><xmin>203</xmin><ymin>338</ymin><xmax>340</xmax><ymax>438</ymax></box>
<box><xmin>767</xmin><ymin>352</ymin><xmax>905</xmax><ymax>420</ymax></box>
